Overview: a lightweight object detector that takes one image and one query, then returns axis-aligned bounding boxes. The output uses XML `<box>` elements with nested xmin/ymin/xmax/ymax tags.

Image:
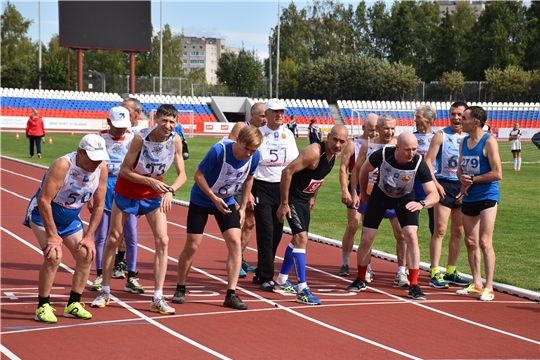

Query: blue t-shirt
<box><xmin>173</xmin><ymin>123</ymin><xmax>185</xmax><ymax>140</ymax></box>
<box><xmin>190</xmin><ymin>141</ymin><xmax>260</xmax><ymax>208</ymax></box>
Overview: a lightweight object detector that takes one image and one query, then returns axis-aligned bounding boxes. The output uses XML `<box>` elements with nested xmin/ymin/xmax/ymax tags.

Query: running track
<box><xmin>1</xmin><ymin>158</ymin><xmax>539</xmax><ymax>359</ymax></box>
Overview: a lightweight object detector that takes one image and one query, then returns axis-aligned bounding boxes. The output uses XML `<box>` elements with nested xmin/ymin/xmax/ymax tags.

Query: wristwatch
<box><xmin>419</xmin><ymin>200</ymin><xmax>426</xmax><ymax>208</ymax></box>
<box><xmin>470</xmin><ymin>175</ymin><xmax>474</xmax><ymax>184</ymax></box>
<box><xmin>167</xmin><ymin>187</ymin><xmax>175</xmax><ymax>196</ymax></box>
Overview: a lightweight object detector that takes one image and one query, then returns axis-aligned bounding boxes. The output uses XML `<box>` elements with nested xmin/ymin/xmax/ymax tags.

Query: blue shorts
<box><xmin>23</xmin><ymin>197</ymin><xmax>83</xmax><ymax>237</ymax></box>
<box><xmin>114</xmin><ymin>193</ymin><xmax>161</xmax><ymax>216</ymax></box>
<box><xmin>346</xmin><ymin>182</ymin><xmax>360</xmax><ymax>210</ymax></box>
<box><xmin>358</xmin><ymin>200</ymin><xmax>396</xmax><ymax>219</ymax></box>
<box><xmin>104</xmin><ymin>177</ymin><xmax>118</xmax><ymax>212</ymax></box>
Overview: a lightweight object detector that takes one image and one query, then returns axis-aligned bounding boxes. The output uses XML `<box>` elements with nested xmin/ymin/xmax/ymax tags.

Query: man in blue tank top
<box><xmin>457</xmin><ymin>106</ymin><xmax>502</xmax><ymax>302</ymax></box>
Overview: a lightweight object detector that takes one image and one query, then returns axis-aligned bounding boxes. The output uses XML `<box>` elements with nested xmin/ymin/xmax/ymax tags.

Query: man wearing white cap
<box><xmin>88</xmin><ymin>107</ymin><xmax>142</xmax><ymax>294</ymax></box>
<box><xmin>24</xmin><ymin>134</ymin><xmax>109</xmax><ymax>323</ymax></box>
<box><xmin>251</xmin><ymin>98</ymin><xmax>299</xmax><ymax>291</ymax></box>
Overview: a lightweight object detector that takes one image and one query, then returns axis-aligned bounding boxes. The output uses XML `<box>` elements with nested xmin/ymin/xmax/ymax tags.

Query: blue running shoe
<box><xmin>429</xmin><ymin>272</ymin><xmax>449</xmax><ymax>289</ymax></box>
<box><xmin>296</xmin><ymin>287</ymin><xmax>321</xmax><ymax>305</ymax></box>
<box><xmin>239</xmin><ymin>267</ymin><xmax>247</xmax><ymax>278</ymax></box>
<box><xmin>443</xmin><ymin>270</ymin><xmax>469</xmax><ymax>286</ymax></box>
<box><xmin>275</xmin><ymin>279</ymin><xmax>298</xmax><ymax>294</ymax></box>
<box><xmin>242</xmin><ymin>259</ymin><xmax>255</xmax><ymax>273</ymax></box>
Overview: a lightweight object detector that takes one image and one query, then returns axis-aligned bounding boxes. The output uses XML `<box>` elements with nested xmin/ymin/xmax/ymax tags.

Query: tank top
<box><xmin>99</xmin><ymin>129</ymin><xmax>134</xmax><ymax>177</ymax></box>
<box><xmin>377</xmin><ymin>147</ymin><xmax>421</xmax><ymax>198</ymax></box>
<box><xmin>436</xmin><ymin>127</ymin><xmax>465</xmax><ymax>181</ymax></box>
<box><xmin>348</xmin><ymin>138</ymin><xmax>367</xmax><ymax>177</ymax></box>
<box><xmin>365</xmin><ymin>139</ymin><xmax>389</xmax><ymax>195</ymax></box>
<box><xmin>209</xmin><ymin>142</ymin><xmax>252</xmax><ymax>198</ymax></box>
<box><xmin>289</xmin><ymin>142</ymin><xmax>336</xmax><ymax>202</ymax></box>
<box><xmin>460</xmin><ymin>133</ymin><xmax>500</xmax><ymax>202</ymax></box>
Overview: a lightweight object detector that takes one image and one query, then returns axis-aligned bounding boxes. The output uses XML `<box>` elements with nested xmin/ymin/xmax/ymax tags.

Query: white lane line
<box><xmin>0</xmin><ymin>345</ymin><xmax>21</xmax><ymax>360</ymax></box>
<box><xmin>3</xmin><ymin>171</ymin><xmax>540</xmax><ymax>349</ymax></box>
<box><xmin>0</xmin><ymin>227</ymin><xmax>231</xmax><ymax>360</ymax></box>
<box><xmin>0</xmin><ymin>168</ymin><xmax>42</xmax><ymax>182</ymax></box>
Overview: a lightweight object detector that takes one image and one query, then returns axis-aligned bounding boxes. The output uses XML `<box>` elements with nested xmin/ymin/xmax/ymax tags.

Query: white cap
<box><xmin>264</xmin><ymin>98</ymin><xmax>286</xmax><ymax>111</ymax></box>
<box><xmin>79</xmin><ymin>134</ymin><xmax>110</xmax><ymax>161</ymax></box>
<box><xmin>109</xmin><ymin>106</ymin><xmax>131</xmax><ymax>128</ymax></box>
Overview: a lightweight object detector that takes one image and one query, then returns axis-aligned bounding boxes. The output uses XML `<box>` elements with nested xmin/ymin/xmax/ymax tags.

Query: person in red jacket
<box><xmin>26</xmin><ymin>109</ymin><xmax>45</xmax><ymax>158</ymax></box>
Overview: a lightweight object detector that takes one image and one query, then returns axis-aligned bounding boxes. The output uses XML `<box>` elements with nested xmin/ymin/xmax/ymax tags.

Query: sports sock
<box><xmin>176</xmin><ymin>284</ymin><xmax>186</xmax><ymax>292</ymax></box>
<box><xmin>128</xmin><ymin>271</ymin><xmax>136</xmax><ymax>279</ymax></box>
<box><xmin>342</xmin><ymin>252</ymin><xmax>350</xmax><ymax>266</ymax></box>
<box><xmin>97</xmin><ymin>268</ymin><xmax>103</xmax><ymax>276</ymax></box>
<box><xmin>357</xmin><ymin>265</ymin><xmax>368</xmax><ymax>281</ymax></box>
<box><xmin>226</xmin><ymin>289</ymin><xmax>235</xmax><ymax>298</ymax></box>
<box><xmin>153</xmin><ymin>289</ymin><xmax>163</xmax><ymax>299</ymax></box>
<box><xmin>367</xmin><ymin>263</ymin><xmax>372</xmax><ymax>272</ymax></box>
<box><xmin>102</xmin><ymin>286</ymin><xmax>111</xmax><ymax>294</ymax></box>
<box><xmin>518</xmin><ymin>158</ymin><xmax>521</xmax><ymax>169</ymax></box>
<box><xmin>292</xmin><ymin>248</ymin><xmax>307</xmax><ymax>285</ymax></box>
<box><xmin>67</xmin><ymin>291</ymin><xmax>81</xmax><ymax>306</ymax></box>
<box><xmin>38</xmin><ymin>295</ymin><xmax>50</xmax><ymax>307</ymax></box>
<box><xmin>446</xmin><ymin>265</ymin><xmax>456</xmax><ymax>275</ymax></box>
<box><xmin>409</xmin><ymin>269</ymin><xmax>419</xmax><ymax>286</ymax></box>
<box><xmin>514</xmin><ymin>158</ymin><xmax>518</xmax><ymax>169</ymax></box>
<box><xmin>276</xmin><ymin>273</ymin><xmax>289</xmax><ymax>284</ymax></box>
<box><xmin>431</xmin><ymin>267</ymin><xmax>439</xmax><ymax>277</ymax></box>
<box><xmin>397</xmin><ymin>266</ymin><xmax>406</xmax><ymax>274</ymax></box>
<box><xmin>279</xmin><ymin>243</ymin><xmax>295</xmax><ymax>276</ymax></box>
<box><xmin>298</xmin><ymin>282</ymin><xmax>307</xmax><ymax>292</ymax></box>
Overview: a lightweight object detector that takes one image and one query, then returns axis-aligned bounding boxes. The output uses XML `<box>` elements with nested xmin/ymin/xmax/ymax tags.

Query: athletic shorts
<box><xmin>362</xmin><ymin>187</ymin><xmax>418</xmax><ymax>229</ymax></box>
<box><xmin>461</xmin><ymin>200</ymin><xmax>498</xmax><ymax>217</ymax></box>
<box><xmin>23</xmin><ymin>198</ymin><xmax>83</xmax><ymax>237</ymax></box>
<box><xmin>511</xmin><ymin>149</ymin><xmax>521</xmax><ymax>153</ymax></box>
<box><xmin>436</xmin><ymin>179</ymin><xmax>462</xmax><ymax>209</ymax></box>
<box><xmin>114</xmin><ymin>193</ymin><xmax>161</xmax><ymax>216</ymax></box>
<box><xmin>104</xmin><ymin>177</ymin><xmax>118</xmax><ymax>212</ymax></box>
<box><xmin>286</xmin><ymin>202</ymin><xmax>310</xmax><ymax>235</ymax></box>
<box><xmin>186</xmin><ymin>202</ymin><xmax>240</xmax><ymax>234</ymax></box>
<box><xmin>358</xmin><ymin>200</ymin><xmax>396</xmax><ymax>218</ymax></box>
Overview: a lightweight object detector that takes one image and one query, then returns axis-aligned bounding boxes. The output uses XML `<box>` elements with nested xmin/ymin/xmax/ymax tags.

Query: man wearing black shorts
<box><xmin>425</xmin><ymin>101</ymin><xmax>470</xmax><ymax>288</ymax></box>
<box><xmin>348</xmin><ymin>132</ymin><xmax>438</xmax><ymax>300</ymax></box>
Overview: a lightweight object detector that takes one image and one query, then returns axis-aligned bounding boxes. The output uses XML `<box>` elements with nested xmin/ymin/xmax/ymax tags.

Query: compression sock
<box><xmin>409</xmin><ymin>269</ymin><xmax>419</xmax><ymax>286</ymax></box>
<box><xmin>357</xmin><ymin>265</ymin><xmax>368</xmax><ymax>281</ymax></box>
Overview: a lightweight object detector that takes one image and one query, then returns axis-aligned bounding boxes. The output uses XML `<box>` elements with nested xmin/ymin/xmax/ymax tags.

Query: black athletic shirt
<box><xmin>289</xmin><ymin>141</ymin><xmax>336</xmax><ymax>203</ymax></box>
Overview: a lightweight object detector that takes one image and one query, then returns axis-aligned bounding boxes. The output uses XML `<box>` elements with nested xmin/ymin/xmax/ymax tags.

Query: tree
<box><xmin>274</xmin><ymin>2</ymin><xmax>312</xmax><ymax>66</ymax></box>
<box><xmin>216</xmin><ymin>48</ymin><xmax>263</xmax><ymax>97</ymax></box>
<box><xmin>41</xmin><ymin>35</ymin><xmax>72</xmax><ymax>90</ymax></box>
<box><xmin>522</xmin><ymin>1</ymin><xmax>540</xmax><ymax>71</ymax></box>
<box><xmin>485</xmin><ymin>65</ymin><xmax>531</xmax><ymax>102</ymax></box>
<box><xmin>278</xmin><ymin>57</ymin><xmax>299</xmax><ymax>99</ymax></box>
<box><xmin>1</xmin><ymin>1</ymin><xmax>37</xmax><ymax>88</ymax></box>
<box><xmin>439</xmin><ymin>71</ymin><xmax>466</xmax><ymax>102</ymax></box>
<box><xmin>365</xmin><ymin>0</ymin><xmax>390</xmax><ymax>60</ymax></box>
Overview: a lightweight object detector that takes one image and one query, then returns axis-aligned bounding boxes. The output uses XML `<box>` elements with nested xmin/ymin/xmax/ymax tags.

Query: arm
<box><xmin>26</xmin><ymin>119</ymin><xmax>30</xmax><ymax>138</ymax></box>
<box><xmin>239</xmin><ymin>175</ymin><xmax>254</xmax><ymax>225</ymax></box>
<box><xmin>424</xmin><ymin>131</ymin><xmax>445</xmax><ymax>200</ymax></box>
<box><xmin>161</xmin><ymin>135</ymin><xmax>187</xmax><ymax>212</ymax></box>
<box><xmin>339</xmin><ymin>139</ymin><xmax>354</xmax><ymax>206</ymax></box>
<box><xmin>350</xmin><ymin>142</ymin><xmax>368</xmax><ymax>208</ymax></box>
<box><xmin>36</xmin><ymin>158</ymin><xmax>70</xmax><ymax>259</ymax></box>
<box><xmin>406</xmin><ymin>180</ymin><xmax>438</xmax><ymax>212</ymax></box>
<box><xmin>194</xmin><ymin>168</ymin><xmax>231</xmax><ymax>214</ymax></box>
<box><xmin>457</xmin><ymin>140</ymin><xmax>473</xmax><ymax>196</ymax></box>
<box><xmin>77</xmin><ymin>162</ymin><xmax>108</xmax><ymax>261</ymax></box>
<box><xmin>277</xmin><ymin>143</ymin><xmax>320</xmax><ymax>223</ymax></box>
<box><xmin>228</xmin><ymin>122</ymin><xmax>247</xmax><ymax>141</ymax></box>
<box><xmin>477</xmin><ymin>136</ymin><xmax>503</xmax><ymax>183</ymax></box>
<box><xmin>40</xmin><ymin>118</ymin><xmax>45</xmax><ymax>137</ymax></box>
<box><xmin>359</xmin><ymin>156</ymin><xmax>376</xmax><ymax>205</ymax></box>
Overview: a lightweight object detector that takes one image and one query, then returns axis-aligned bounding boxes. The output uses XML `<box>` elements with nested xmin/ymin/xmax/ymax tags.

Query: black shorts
<box><xmin>363</xmin><ymin>186</ymin><xmax>419</xmax><ymax>229</ymax></box>
<box><xmin>286</xmin><ymin>202</ymin><xmax>310</xmax><ymax>235</ymax></box>
<box><xmin>461</xmin><ymin>200</ymin><xmax>498</xmax><ymax>217</ymax></box>
<box><xmin>437</xmin><ymin>179</ymin><xmax>462</xmax><ymax>209</ymax></box>
<box><xmin>186</xmin><ymin>202</ymin><xmax>240</xmax><ymax>234</ymax></box>
<box><xmin>511</xmin><ymin>149</ymin><xmax>521</xmax><ymax>153</ymax></box>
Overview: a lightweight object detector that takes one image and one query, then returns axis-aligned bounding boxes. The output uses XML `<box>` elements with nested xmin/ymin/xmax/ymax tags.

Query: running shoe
<box><xmin>239</xmin><ymin>267</ymin><xmax>247</xmax><ymax>278</ymax></box>
<box><xmin>259</xmin><ymin>280</ymin><xmax>278</xmax><ymax>292</ymax></box>
<box><xmin>275</xmin><ymin>279</ymin><xmax>298</xmax><ymax>294</ymax></box>
<box><xmin>365</xmin><ymin>268</ymin><xmax>375</xmax><ymax>283</ymax></box>
<box><xmin>347</xmin><ymin>278</ymin><xmax>367</xmax><ymax>292</ymax></box>
<box><xmin>223</xmin><ymin>294</ymin><xmax>248</xmax><ymax>310</ymax></box>
<box><xmin>429</xmin><ymin>271</ymin><xmax>449</xmax><ymax>289</ymax></box>
<box><xmin>117</xmin><ymin>260</ymin><xmax>127</xmax><ymax>273</ymax></box>
<box><xmin>443</xmin><ymin>269</ymin><xmax>469</xmax><ymax>286</ymax></box>
<box><xmin>394</xmin><ymin>271</ymin><xmax>410</xmax><ymax>287</ymax></box>
<box><xmin>91</xmin><ymin>291</ymin><xmax>110</xmax><ymax>308</ymax></box>
<box><xmin>172</xmin><ymin>288</ymin><xmax>186</xmax><ymax>304</ymax></box>
<box><xmin>407</xmin><ymin>285</ymin><xmax>426</xmax><ymax>300</ymax></box>
<box><xmin>150</xmin><ymin>296</ymin><xmax>175</xmax><ymax>315</ymax></box>
<box><xmin>89</xmin><ymin>274</ymin><xmax>103</xmax><ymax>291</ymax></box>
<box><xmin>35</xmin><ymin>303</ymin><xmax>57</xmax><ymax>323</ymax></box>
<box><xmin>124</xmin><ymin>277</ymin><xmax>145</xmax><ymax>294</ymax></box>
<box><xmin>242</xmin><ymin>259</ymin><xmax>255</xmax><ymax>273</ymax></box>
<box><xmin>480</xmin><ymin>288</ymin><xmax>495</xmax><ymax>301</ymax></box>
<box><xmin>64</xmin><ymin>302</ymin><xmax>92</xmax><ymax>319</ymax></box>
<box><xmin>296</xmin><ymin>287</ymin><xmax>321</xmax><ymax>305</ymax></box>
<box><xmin>252</xmin><ymin>275</ymin><xmax>261</xmax><ymax>285</ymax></box>
<box><xmin>111</xmin><ymin>264</ymin><xmax>126</xmax><ymax>279</ymax></box>
<box><xmin>456</xmin><ymin>283</ymin><xmax>484</xmax><ymax>296</ymax></box>
<box><xmin>339</xmin><ymin>264</ymin><xmax>350</xmax><ymax>276</ymax></box>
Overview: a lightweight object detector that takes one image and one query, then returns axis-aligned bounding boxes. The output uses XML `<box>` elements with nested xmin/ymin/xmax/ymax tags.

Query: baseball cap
<box><xmin>79</xmin><ymin>134</ymin><xmax>110</xmax><ymax>161</ymax></box>
<box><xmin>109</xmin><ymin>106</ymin><xmax>131</xmax><ymax>128</ymax></box>
<box><xmin>264</xmin><ymin>98</ymin><xmax>286</xmax><ymax>111</ymax></box>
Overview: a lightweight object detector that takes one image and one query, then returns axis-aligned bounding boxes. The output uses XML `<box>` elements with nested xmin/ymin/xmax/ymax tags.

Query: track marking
<box><xmin>0</xmin><ymin>227</ymin><xmax>231</xmax><ymax>360</ymax></box>
<box><xmin>2</xmin><ymin>169</ymin><xmax>540</xmax><ymax>351</ymax></box>
<box><xmin>0</xmin><ymin>345</ymin><xmax>21</xmax><ymax>360</ymax></box>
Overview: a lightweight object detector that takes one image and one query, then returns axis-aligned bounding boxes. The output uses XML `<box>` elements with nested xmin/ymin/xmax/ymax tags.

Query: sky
<box><xmin>8</xmin><ymin>0</ymin><xmax>386</xmax><ymax>60</ymax></box>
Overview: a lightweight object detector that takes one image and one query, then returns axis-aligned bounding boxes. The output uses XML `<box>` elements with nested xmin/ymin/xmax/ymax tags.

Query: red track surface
<box><xmin>1</xmin><ymin>158</ymin><xmax>539</xmax><ymax>359</ymax></box>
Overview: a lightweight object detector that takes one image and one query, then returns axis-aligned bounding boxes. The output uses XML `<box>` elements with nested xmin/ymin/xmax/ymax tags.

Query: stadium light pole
<box><xmin>159</xmin><ymin>0</ymin><xmax>163</xmax><ymax>96</ymax></box>
<box><xmin>38</xmin><ymin>0</ymin><xmax>42</xmax><ymax>90</ymax></box>
<box><xmin>269</xmin><ymin>33</ymin><xmax>272</xmax><ymax>98</ymax></box>
<box><xmin>276</xmin><ymin>0</ymin><xmax>281</xmax><ymax>99</ymax></box>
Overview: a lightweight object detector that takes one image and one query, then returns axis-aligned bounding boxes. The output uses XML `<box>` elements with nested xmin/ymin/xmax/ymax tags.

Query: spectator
<box><xmin>173</xmin><ymin>122</ymin><xmax>189</xmax><ymax>160</ymax></box>
<box><xmin>509</xmin><ymin>122</ymin><xmax>522</xmax><ymax>171</ymax></box>
<box><xmin>532</xmin><ymin>131</ymin><xmax>540</xmax><ymax>150</ymax></box>
<box><xmin>308</xmin><ymin>119</ymin><xmax>321</xmax><ymax>144</ymax></box>
<box><xmin>26</xmin><ymin>109</ymin><xmax>45</xmax><ymax>159</ymax></box>
<box><xmin>287</xmin><ymin>115</ymin><xmax>299</xmax><ymax>137</ymax></box>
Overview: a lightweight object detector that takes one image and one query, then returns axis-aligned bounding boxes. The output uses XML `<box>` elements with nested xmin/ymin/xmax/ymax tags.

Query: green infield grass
<box><xmin>2</xmin><ymin>132</ymin><xmax>539</xmax><ymax>291</ymax></box>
